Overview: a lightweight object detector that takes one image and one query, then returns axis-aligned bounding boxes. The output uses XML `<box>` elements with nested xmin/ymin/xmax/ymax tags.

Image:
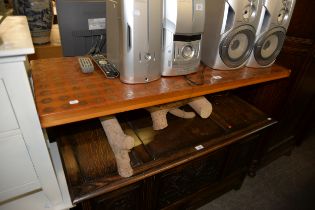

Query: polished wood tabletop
<box><xmin>31</xmin><ymin>57</ymin><xmax>290</xmax><ymax>128</ymax></box>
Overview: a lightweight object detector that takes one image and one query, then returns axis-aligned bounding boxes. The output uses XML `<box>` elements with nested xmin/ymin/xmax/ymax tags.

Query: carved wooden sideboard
<box><xmin>48</xmin><ymin>95</ymin><xmax>276</xmax><ymax>210</ymax></box>
<box><xmin>30</xmin><ymin>57</ymin><xmax>290</xmax><ymax>209</ymax></box>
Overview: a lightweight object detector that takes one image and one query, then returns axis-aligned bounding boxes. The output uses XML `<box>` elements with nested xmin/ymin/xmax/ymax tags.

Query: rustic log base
<box><xmin>188</xmin><ymin>96</ymin><xmax>213</xmax><ymax>119</ymax></box>
<box><xmin>148</xmin><ymin>108</ymin><xmax>196</xmax><ymax>130</ymax></box>
<box><xmin>98</xmin><ymin>96</ymin><xmax>212</xmax><ymax>177</ymax></box>
<box><xmin>100</xmin><ymin>116</ymin><xmax>134</xmax><ymax>177</ymax></box>
<box><xmin>147</xmin><ymin>96</ymin><xmax>213</xmax><ymax>130</ymax></box>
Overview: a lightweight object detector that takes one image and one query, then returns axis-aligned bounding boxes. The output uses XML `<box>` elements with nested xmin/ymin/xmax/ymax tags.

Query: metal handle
<box><xmin>127</xmin><ymin>23</ymin><xmax>132</xmax><ymax>51</ymax></box>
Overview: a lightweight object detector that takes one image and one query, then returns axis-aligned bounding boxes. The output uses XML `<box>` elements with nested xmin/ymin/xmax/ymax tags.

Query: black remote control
<box><xmin>90</xmin><ymin>54</ymin><xmax>119</xmax><ymax>79</ymax></box>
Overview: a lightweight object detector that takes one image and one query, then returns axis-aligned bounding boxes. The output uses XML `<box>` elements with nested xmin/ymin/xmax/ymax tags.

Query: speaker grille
<box><xmin>254</xmin><ymin>27</ymin><xmax>286</xmax><ymax>66</ymax></box>
<box><xmin>219</xmin><ymin>25</ymin><xmax>255</xmax><ymax>68</ymax></box>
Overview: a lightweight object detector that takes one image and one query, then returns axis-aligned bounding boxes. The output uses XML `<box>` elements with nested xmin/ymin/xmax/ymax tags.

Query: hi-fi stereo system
<box><xmin>162</xmin><ymin>0</ymin><xmax>205</xmax><ymax>76</ymax></box>
<box><xmin>106</xmin><ymin>0</ymin><xmax>296</xmax><ymax>84</ymax></box>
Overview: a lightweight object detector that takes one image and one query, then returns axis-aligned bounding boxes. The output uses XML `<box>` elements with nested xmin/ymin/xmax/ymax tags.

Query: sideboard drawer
<box><xmin>157</xmin><ymin>148</ymin><xmax>227</xmax><ymax>209</ymax></box>
<box><xmin>89</xmin><ymin>183</ymin><xmax>142</xmax><ymax>210</ymax></box>
<box><xmin>223</xmin><ymin>134</ymin><xmax>260</xmax><ymax>177</ymax></box>
<box><xmin>0</xmin><ymin>79</ymin><xmax>19</xmax><ymax>133</ymax></box>
<box><xmin>0</xmin><ymin>134</ymin><xmax>41</xmax><ymax>202</ymax></box>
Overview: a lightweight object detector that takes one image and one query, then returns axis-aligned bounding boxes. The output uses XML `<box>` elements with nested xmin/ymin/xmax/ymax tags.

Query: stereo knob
<box><xmin>243</xmin><ymin>4</ymin><xmax>256</xmax><ymax>21</ymax></box>
<box><xmin>278</xmin><ymin>9</ymin><xmax>287</xmax><ymax>24</ymax></box>
<box><xmin>182</xmin><ymin>45</ymin><xmax>195</xmax><ymax>59</ymax></box>
<box><xmin>144</xmin><ymin>53</ymin><xmax>152</xmax><ymax>61</ymax></box>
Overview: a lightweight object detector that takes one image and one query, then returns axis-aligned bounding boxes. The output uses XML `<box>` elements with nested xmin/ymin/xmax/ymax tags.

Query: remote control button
<box><xmin>99</xmin><ymin>60</ymin><xmax>107</xmax><ymax>65</ymax></box>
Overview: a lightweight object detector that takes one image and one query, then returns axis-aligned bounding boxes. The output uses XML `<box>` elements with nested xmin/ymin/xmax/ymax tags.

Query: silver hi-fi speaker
<box><xmin>106</xmin><ymin>0</ymin><xmax>163</xmax><ymax>84</ymax></box>
<box><xmin>162</xmin><ymin>0</ymin><xmax>205</xmax><ymax>76</ymax></box>
<box><xmin>246</xmin><ymin>0</ymin><xmax>296</xmax><ymax>68</ymax></box>
<box><xmin>202</xmin><ymin>0</ymin><xmax>263</xmax><ymax>70</ymax></box>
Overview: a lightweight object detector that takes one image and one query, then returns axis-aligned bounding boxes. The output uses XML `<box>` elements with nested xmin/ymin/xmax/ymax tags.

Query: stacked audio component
<box><xmin>162</xmin><ymin>0</ymin><xmax>205</xmax><ymax>76</ymax></box>
<box><xmin>105</xmin><ymin>0</ymin><xmax>296</xmax><ymax>83</ymax></box>
<box><xmin>202</xmin><ymin>0</ymin><xmax>263</xmax><ymax>70</ymax></box>
<box><xmin>247</xmin><ymin>0</ymin><xmax>296</xmax><ymax>68</ymax></box>
<box><xmin>106</xmin><ymin>0</ymin><xmax>163</xmax><ymax>84</ymax></box>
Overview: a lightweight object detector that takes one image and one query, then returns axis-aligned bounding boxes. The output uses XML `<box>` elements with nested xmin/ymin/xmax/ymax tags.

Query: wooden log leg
<box><xmin>148</xmin><ymin>109</ymin><xmax>169</xmax><ymax>130</ymax></box>
<box><xmin>188</xmin><ymin>96</ymin><xmax>213</xmax><ymax>118</ymax></box>
<box><xmin>169</xmin><ymin>108</ymin><xmax>196</xmax><ymax>119</ymax></box>
<box><xmin>100</xmin><ymin>116</ymin><xmax>134</xmax><ymax>177</ymax></box>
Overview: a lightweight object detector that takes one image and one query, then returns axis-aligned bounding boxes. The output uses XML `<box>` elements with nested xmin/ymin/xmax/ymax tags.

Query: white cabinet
<box><xmin>0</xmin><ymin>79</ymin><xmax>19</xmax><ymax>133</ymax></box>
<box><xmin>0</xmin><ymin>133</ymin><xmax>41</xmax><ymax>202</ymax></box>
<box><xmin>0</xmin><ymin>16</ymin><xmax>71</xmax><ymax>210</ymax></box>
